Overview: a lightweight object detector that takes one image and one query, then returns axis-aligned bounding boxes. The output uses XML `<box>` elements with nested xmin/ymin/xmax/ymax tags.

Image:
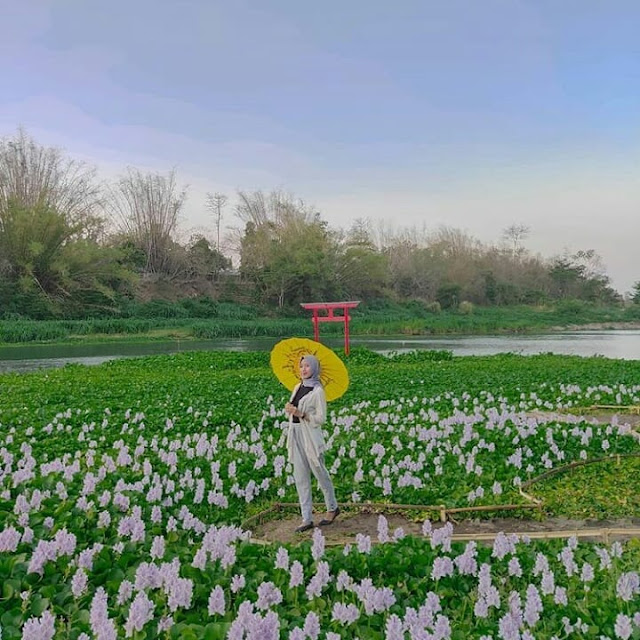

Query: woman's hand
<box><xmin>284</xmin><ymin>403</ymin><xmax>303</xmax><ymax>419</ymax></box>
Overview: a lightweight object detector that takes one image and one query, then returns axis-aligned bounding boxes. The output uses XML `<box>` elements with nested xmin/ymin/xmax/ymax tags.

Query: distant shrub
<box><xmin>458</xmin><ymin>300</ymin><xmax>474</xmax><ymax>315</ymax></box>
<box><xmin>556</xmin><ymin>299</ymin><xmax>588</xmax><ymax>317</ymax></box>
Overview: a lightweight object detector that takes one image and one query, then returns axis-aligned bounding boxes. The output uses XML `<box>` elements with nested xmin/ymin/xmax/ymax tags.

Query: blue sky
<box><xmin>1</xmin><ymin>0</ymin><xmax>639</xmax><ymax>291</ymax></box>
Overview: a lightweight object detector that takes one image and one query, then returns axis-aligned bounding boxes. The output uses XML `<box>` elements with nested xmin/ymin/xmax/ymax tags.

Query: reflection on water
<box><xmin>0</xmin><ymin>331</ymin><xmax>639</xmax><ymax>373</ymax></box>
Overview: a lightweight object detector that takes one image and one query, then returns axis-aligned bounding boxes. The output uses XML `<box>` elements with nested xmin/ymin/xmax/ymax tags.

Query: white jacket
<box><xmin>286</xmin><ymin>383</ymin><xmax>328</xmax><ymax>466</ymax></box>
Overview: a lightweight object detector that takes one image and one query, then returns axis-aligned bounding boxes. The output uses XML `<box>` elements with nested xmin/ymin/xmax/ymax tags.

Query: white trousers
<box><xmin>289</xmin><ymin>424</ymin><xmax>338</xmax><ymax>523</ymax></box>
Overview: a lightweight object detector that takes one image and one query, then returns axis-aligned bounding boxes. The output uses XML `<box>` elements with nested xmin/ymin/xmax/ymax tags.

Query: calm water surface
<box><xmin>0</xmin><ymin>330</ymin><xmax>639</xmax><ymax>374</ymax></box>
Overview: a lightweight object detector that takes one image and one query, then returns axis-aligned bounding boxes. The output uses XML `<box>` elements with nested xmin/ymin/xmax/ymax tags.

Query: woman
<box><xmin>284</xmin><ymin>354</ymin><xmax>340</xmax><ymax>533</ymax></box>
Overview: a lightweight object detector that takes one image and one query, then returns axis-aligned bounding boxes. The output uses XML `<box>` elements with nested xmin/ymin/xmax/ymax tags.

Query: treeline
<box><xmin>0</xmin><ymin>129</ymin><xmax>628</xmax><ymax>320</ymax></box>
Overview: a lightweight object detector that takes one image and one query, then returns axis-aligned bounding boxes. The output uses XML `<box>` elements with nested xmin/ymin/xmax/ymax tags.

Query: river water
<box><xmin>0</xmin><ymin>330</ymin><xmax>639</xmax><ymax>374</ymax></box>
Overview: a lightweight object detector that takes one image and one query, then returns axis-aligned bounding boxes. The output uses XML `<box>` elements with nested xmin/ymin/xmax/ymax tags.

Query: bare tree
<box><xmin>501</xmin><ymin>223</ymin><xmax>530</xmax><ymax>258</ymax></box>
<box><xmin>0</xmin><ymin>128</ymin><xmax>103</xmax><ymax>236</ymax></box>
<box><xmin>571</xmin><ymin>248</ymin><xmax>605</xmax><ymax>278</ymax></box>
<box><xmin>206</xmin><ymin>192</ymin><xmax>227</xmax><ymax>251</ymax></box>
<box><xmin>108</xmin><ymin>168</ymin><xmax>187</xmax><ymax>275</ymax></box>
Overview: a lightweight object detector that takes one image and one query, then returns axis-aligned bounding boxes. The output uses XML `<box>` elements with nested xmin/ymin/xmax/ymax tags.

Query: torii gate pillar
<box><xmin>300</xmin><ymin>301</ymin><xmax>360</xmax><ymax>355</ymax></box>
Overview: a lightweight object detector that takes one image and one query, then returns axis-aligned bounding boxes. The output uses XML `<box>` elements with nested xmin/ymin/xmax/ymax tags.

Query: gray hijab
<box><xmin>300</xmin><ymin>354</ymin><xmax>322</xmax><ymax>388</ymax></box>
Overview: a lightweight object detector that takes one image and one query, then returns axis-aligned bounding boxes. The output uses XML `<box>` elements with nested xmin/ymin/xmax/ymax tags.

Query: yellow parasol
<box><xmin>270</xmin><ymin>337</ymin><xmax>349</xmax><ymax>401</ymax></box>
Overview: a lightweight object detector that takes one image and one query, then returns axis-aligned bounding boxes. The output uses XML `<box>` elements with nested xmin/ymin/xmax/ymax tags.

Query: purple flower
<box><xmin>353</xmin><ymin>578</ymin><xmax>395</xmax><ymax>615</ymax></box>
<box><xmin>616</xmin><ymin>572</ymin><xmax>640</xmax><ymax>602</ymax></box>
<box><xmin>71</xmin><ymin>569</ymin><xmax>88</xmax><ymax>598</ymax></box>
<box><xmin>430</xmin><ymin>523</ymin><xmax>453</xmax><ymax>552</ymax></box>
<box><xmin>580</xmin><ymin>563</ymin><xmax>594</xmax><ymax>584</ymax></box>
<box><xmin>596</xmin><ymin>547</ymin><xmax>612</xmax><ymax>570</ymax></box>
<box><xmin>431</xmin><ymin>557</ymin><xmax>454</xmax><ymax>580</ymax></box>
<box><xmin>124</xmin><ymin>591</ymin><xmax>154</xmax><ymax>637</ymax></box>
<box><xmin>89</xmin><ymin>587</ymin><xmax>117</xmax><ymax>640</ymax></box>
<box><xmin>541</xmin><ymin>570</ymin><xmax>555</xmax><ymax>596</ymax></box>
<box><xmin>208</xmin><ymin>586</ymin><xmax>225</xmax><ymax>616</ymax></box>
<box><xmin>454</xmin><ymin>542</ymin><xmax>478</xmax><ymax>576</ymax></box>
<box><xmin>158</xmin><ymin>616</ymin><xmax>174</xmax><ymax>633</ymax></box>
<box><xmin>311</xmin><ymin>528</ymin><xmax>325</xmax><ymax>561</ymax></box>
<box><xmin>533</xmin><ymin>553</ymin><xmax>549</xmax><ymax>576</ymax></box>
<box><xmin>331</xmin><ymin>602</ymin><xmax>360</xmax><ymax>624</ymax></box>
<box><xmin>393</xmin><ymin>527</ymin><xmax>405</xmax><ymax>542</ymax></box>
<box><xmin>289</xmin><ymin>561</ymin><xmax>304</xmax><ymax>588</ymax></box>
<box><xmin>377</xmin><ymin>515</ymin><xmax>390</xmax><ymax>543</ymax></box>
<box><xmin>165</xmin><ymin>577</ymin><xmax>193</xmax><ymax>613</ymax></box>
<box><xmin>614</xmin><ymin>613</ymin><xmax>633</xmax><ymax>640</ymax></box>
<box><xmin>21</xmin><ymin>610</ymin><xmax>56</xmax><ymax>640</ymax></box>
<box><xmin>303</xmin><ymin>611</ymin><xmax>320</xmax><ymax>640</ymax></box>
<box><xmin>385</xmin><ymin>614</ymin><xmax>404</xmax><ymax>640</ymax></box>
<box><xmin>231</xmin><ymin>573</ymin><xmax>246</xmax><ymax>593</ymax></box>
<box><xmin>434</xmin><ymin>614</ymin><xmax>451</xmax><ymax>639</ymax></box>
<box><xmin>116</xmin><ymin>580</ymin><xmax>133</xmax><ymax>606</ymax></box>
<box><xmin>274</xmin><ymin>547</ymin><xmax>289</xmax><ymax>570</ymax></box>
<box><xmin>508</xmin><ymin>557</ymin><xmax>522</xmax><ymax>578</ymax></box>
<box><xmin>523</xmin><ymin>584</ymin><xmax>542</xmax><ymax>627</ymax></box>
<box><xmin>558</xmin><ymin>546</ymin><xmax>577</xmax><ymax>577</ymax></box>
<box><xmin>256</xmin><ymin>581</ymin><xmax>283</xmax><ymax>610</ymax></box>
<box><xmin>553</xmin><ymin>587</ymin><xmax>568</xmax><ymax>606</ymax></box>
<box><xmin>492</xmin><ymin>532</ymin><xmax>517</xmax><ymax>560</ymax></box>
<box><xmin>0</xmin><ymin>526</ymin><xmax>21</xmax><ymax>552</ymax></box>
<box><xmin>498</xmin><ymin>611</ymin><xmax>520</xmax><ymax>640</ymax></box>
<box><xmin>356</xmin><ymin>533</ymin><xmax>372</xmax><ymax>554</ymax></box>
<box><xmin>336</xmin><ymin>569</ymin><xmax>354</xmax><ymax>592</ymax></box>
<box><xmin>150</xmin><ymin>535</ymin><xmax>165</xmax><ymax>560</ymax></box>
<box><xmin>306</xmin><ymin>561</ymin><xmax>331</xmax><ymax>600</ymax></box>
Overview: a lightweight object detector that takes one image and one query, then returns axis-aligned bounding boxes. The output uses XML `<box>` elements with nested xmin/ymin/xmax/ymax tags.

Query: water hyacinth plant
<box><xmin>0</xmin><ymin>350</ymin><xmax>639</xmax><ymax>638</ymax></box>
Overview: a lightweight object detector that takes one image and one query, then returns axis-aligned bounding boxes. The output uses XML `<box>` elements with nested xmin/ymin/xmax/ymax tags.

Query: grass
<box><xmin>1</xmin><ymin>302</ymin><xmax>639</xmax><ymax>345</ymax></box>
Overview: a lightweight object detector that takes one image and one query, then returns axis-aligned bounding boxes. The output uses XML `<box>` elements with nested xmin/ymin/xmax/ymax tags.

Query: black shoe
<box><xmin>295</xmin><ymin>521</ymin><xmax>314</xmax><ymax>533</ymax></box>
<box><xmin>319</xmin><ymin>507</ymin><xmax>340</xmax><ymax>526</ymax></box>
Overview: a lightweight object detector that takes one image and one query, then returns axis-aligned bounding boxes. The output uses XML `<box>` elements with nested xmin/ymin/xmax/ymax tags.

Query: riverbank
<box><xmin>1</xmin><ymin>303</ymin><xmax>639</xmax><ymax>346</ymax></box>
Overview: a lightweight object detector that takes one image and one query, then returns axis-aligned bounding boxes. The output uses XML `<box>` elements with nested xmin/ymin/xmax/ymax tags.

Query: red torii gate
<box><xmin>300</xmin><ymin>301</ymin><xmax>360</xmax><ymax>355</ymax></box>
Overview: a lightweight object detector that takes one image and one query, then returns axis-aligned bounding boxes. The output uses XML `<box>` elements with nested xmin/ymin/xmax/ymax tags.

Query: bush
<box><xmin>458</xmin><ymin>300</ymin><xmax>474</xmax><ymax>315</ymax></box>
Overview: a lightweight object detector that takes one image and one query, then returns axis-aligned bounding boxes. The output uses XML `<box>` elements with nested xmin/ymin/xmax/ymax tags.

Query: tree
<box><xmin>187</xmin><ymin>234</ymin><xmax>231</xmax><ymax>280</ymax></box>
<box><xmin>0</xmin><ymin>131</ymin><xmax>133</xmax><ymax>317</ymax></box>
<box><xmin>333</xmin><ymin>220</ymin><xmax>388</xmax><ymax>299</ymax></box>
<box><xmin>501</xmin><ymin>224</ymin><xmax>530</xmax><ymax>258</ymax></box>
<box><xmin>0</xmin><ymin>129</ymin><xmax>103</xmax><ymax>234</ymax></box>
<box><xmin>108</xmin><ymin>169</ymin><xmax>187</xmax><ymax>276</ymax></box>
<box><xmin>235</xmin><ymin>190</ymin><xmax>333</xmax><ymax>307</ymax></box>
<box><xmin>0</xmin><ymin>199</ymin><xmax>134</xmax><ymax>316</ymax></box>
<box><xmin>206</xmin><ymin>192</ymin><xmax>227</xmax><ymax>251</ymax></box>
<box><xmin>631</xmin><ymin>282</ymin><xmax>640</xmax><ymax>304</ymax></box>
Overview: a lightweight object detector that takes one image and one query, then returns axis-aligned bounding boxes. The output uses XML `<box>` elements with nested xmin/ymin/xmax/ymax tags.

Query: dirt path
<box><xmin>528</xmin><ymin>409</ymin><xmax>640</xmax><ymax>429</ymax></box>
<box><xmin>250</xmin><ymin>511</ymin><xmax>640</xmax><ymax>546</ymax></box>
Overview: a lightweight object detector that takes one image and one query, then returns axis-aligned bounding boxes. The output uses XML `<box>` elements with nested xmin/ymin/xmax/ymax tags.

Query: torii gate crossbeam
<box><xmin>300</xmin><ymin>301</ymin><xmax>360</xmax><ymax>355</ymax></box>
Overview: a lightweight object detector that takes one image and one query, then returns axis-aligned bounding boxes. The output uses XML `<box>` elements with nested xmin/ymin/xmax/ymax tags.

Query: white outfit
<box><xmin>287</xmin><ymin>383</ymin><xmax>338</xmax><ymax>523</ymax></box>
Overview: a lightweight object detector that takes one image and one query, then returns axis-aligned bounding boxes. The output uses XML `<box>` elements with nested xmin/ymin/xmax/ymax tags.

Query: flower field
<box><xmin>0</xmin><ymin>349</ymin><xmax>639</xmax><ymax>639</ymax></box>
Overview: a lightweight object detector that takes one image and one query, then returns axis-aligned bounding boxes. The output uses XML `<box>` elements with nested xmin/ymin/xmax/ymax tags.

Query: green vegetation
<box><xmin>1</xmin><ymin>299</ymin><xmax>639</xmax><ymax>345</ymax></box>
<box><xmin>3</xmin><ymin>130</ymin><xmax>638</xmax><ymax>326</ymax></box>
<box><xmin>2</xmin><ymin>350</ymin><xmax>640</xmax><ymax>638</ymax></box>
<box><xmin>533</xmin><ymin>457</ymin><xmax>640</xmax><ymax>519</ymax></box>
<box><xmin>1</xmin><ymin>349</ymin><xmax>640</xmax><ymax>518</ymax></box>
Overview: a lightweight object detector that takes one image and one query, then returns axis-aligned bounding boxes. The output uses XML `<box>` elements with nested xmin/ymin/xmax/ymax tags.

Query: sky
<box><xmin>1</xmin><ymin>0</ymin><xmax>639</xmax><ymax>293</ymax></box>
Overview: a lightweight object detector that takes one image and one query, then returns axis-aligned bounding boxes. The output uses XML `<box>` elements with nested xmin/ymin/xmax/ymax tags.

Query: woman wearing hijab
<box><xmin>284</xmin><ymin>354</ymin><xmax>340</xmax><ymax>533</ymax></box>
